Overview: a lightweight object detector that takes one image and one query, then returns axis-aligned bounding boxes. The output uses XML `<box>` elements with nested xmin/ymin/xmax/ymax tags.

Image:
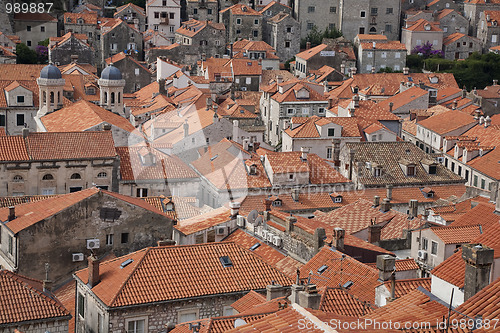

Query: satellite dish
<box><xmin>234</xmin><ymin>319</ymin><xmax>247</xmax><ymax>328</ymax></box>
<box><xmin>255</xmin><ymin>215</ymin><xmax>263</xmax><ymax>226</ymax></box>
<box><xmin>247</xmin><ymin>210</ymin><xmax>258</xmax><ymax>224</ymax></box>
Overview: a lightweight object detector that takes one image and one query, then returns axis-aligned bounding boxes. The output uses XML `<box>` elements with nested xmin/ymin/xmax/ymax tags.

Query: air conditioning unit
<box><xmin>86</xmin><ymin>239</ymin><xmax>100</xmax><ymax>250</ymax></box>
<box><xmin>236</xmin><ymin>216</ymin><xmax>246</xmax><ymax>227</ymax></box>
<box><xmin>273</xmin><ymin>236</ymin><xmax>282</xmax><ymax>247</ymax></box>
<box><xmin>418</xmin><ymin>250</ymin><xmax>427</xmax><ymax>260</ymax></box>
<box><xmin>216</xmin><ymin>226</ymin><xmax>228</xmax><ymax>236</ymax></box>
<box><xmin>261</xmin><ymin>230</ymin><xmax>268</xmax><ymax>239</ymax></box>
<box><xmin>72</xmin><ymin>253</ymin><xmax>84</xmax><ymax>262</ymax></box>
<box><xmin>266</xmin><ymin>232</ymin><xmax>274</xmax><ymax>242</ymax></box>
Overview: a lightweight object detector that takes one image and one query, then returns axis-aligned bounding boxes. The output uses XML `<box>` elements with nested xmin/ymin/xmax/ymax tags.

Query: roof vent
<box><xmin>250</xmin><ymin>243</ymin><xmax>261</xmax><ymax>251</ymax></box>
<box><xmin>120</xmin><ymin>259</ymin><xmax>134</xmax><ymax>269</ymax></box>
<box><xmin>342</xmin><ymin>281</ymin><xmax>354</xmax><ymax>289</ymax></box>
<box><xmin>317</xmin><ymin>265</ymin><xmax>328</xmax><ymax>274</ymax></box>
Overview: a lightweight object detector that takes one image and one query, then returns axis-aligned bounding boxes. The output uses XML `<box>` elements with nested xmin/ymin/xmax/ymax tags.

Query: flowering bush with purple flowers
<box><xmin>411</xmin><ymin>42</ymin><xmax>444</xmax><ymax>58</ymax></box>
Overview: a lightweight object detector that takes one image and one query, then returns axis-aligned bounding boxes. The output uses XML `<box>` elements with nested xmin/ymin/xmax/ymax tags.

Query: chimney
<box><xmin>381</xmin><ymin>198</ymin><xmax>391</xmax><ymax>212</ymax></box>
<box><xmin>71</xmin><ymin>54</ymin><xmax>79</xmax><ymax>63</ymax></box>
<box><xmin>352</xmin><ymin>94</ymin><xmax>359</xmax><ymax>108</ymax></box>
<box><xmin>22</xmin><ymin>127</ymin><xmax>29</xmax><ymax>139</ymax></box>
<box><xmin>102</xmin><ymin>123</ymin><xmax>111</xmax><ymax>131</ymax></box>
<box><xmin>313</xmin><ymin>228</ymin><xmax>326</xmax><ymax>252</ymax></box>
<box><xmin>266</xmin><ymin>283</ymin><xmax>286</xmax><ymax>301</ymax></box>
<box><xmin>493</xmin><ymin>79</ymin><xmax>498</xmax><ymax>86</ymax></box>
<box><xmin>484</xmin><ymin>116</ymin><xmax>491</xmax><ymax>128</ymax></box>
<box><xmin>368</xmin><ymin>221</ymin><xmax>382</xmax><ymax>243</ymax></box>
<box><xmin>331</xmin><ymin>139</ymin><xmax>341</xmax><ymax>166</ymax></box>
<box><xmin>298</xmin><ymin>284</ymin><xmax>321</xmax><ymax>310</ymax></box>
<box><xmin>333</xmin><ymin>227</ymin><xmax>345</xmax><ymax>251</ymax></box>
<box><xmin>403</xmin><ymin>67</ymin><xmax>409</xmax><ymax>75</ymax></box>
<box><xmin>372</xmin><ymin>41</ymin><xmax>376</xmax><ymax>49</ymax></box>
<box><xmin>243</xmin><ymin>138</ymin><xmax>250</xmax><ymax>151</ymax></box>
<box><xmin>494</xmin><ymin>185</ymin><xmax>500</xmax><ymax>214</ymax></box>
<box><xmin>306</xmin><ymin>41</ymin><xmax>311</xmax><ymax>50</ymax></box>
<box><xmin>229</xmin><ymin>201</ymin><xmax>240</xmax><ymax>217</ymax></box>
<box><xmin>300</xmin><ymin>147</ymin><xmax>309</xmax><ymax>160</ymax></box>
<box><xmin>158</xmin><ymin>78</ymin><xmax>166</xmax><ymax>95</ymax></box>
<box><xmin>371</xmin><ymin>67</ymin><xmax>376</xmax><ymax>74</ymax></box>
<box><xmin>157</xmin><ymin>239</ymin><xmax>175</xmax><ymax>246</ymax></box>
<box><xmin>183</xmin><ymin>120</ymin><xmax>189</xmax><ymax>137</ymax></box>
<box><xmin>386</xmin><ymin>184</ymin><xmax>393</xmax><ymax>200</ymax></box>
<box><xmin>340</xmin><ymin>63</ymin><xmax>345</xmax><ymax>75</ymax></box>
<box><xmin>8</xmin><ymin>206</ymin><xmax>15</xmax><ymax>221</ymax></box>
<box><xmin>373</xmin><ymin>195</ymin><xmax>380</xmax><ymax>207</ymax></box>
<box><xmin>452</xmin><ymin>99</ymin><xmax>458</xmax><ymax>110</ymax></box>
<box><xmin>43</xmin><ymin>279</ymin><xmax>53</xmax><ymax>292</ymax></box>
<box><xmin>264</xmin><ymin>198</ymin><xmax>272</xmax><ymax>211</ymax></box>
<box><xmin>290</xmin><ymin>284</ymin><xmax>305</xmax><ymax>304</ymax></box>
<box><xmin>376</xmin><ymin>254</ymin><xmax>396</xmax><ymax>281</ymax></box>
<box><xmin>286</xmin><ymin>215</ymin><xmax>296</xmax><ymax>232</ymax></box>
<box><xmin>462</xmin><ymin>244</ymin><xmax>494</xmax><ymax>300</ymax></box>
<box><xmin>276</xmin><ymin>75</ymin><xmax>283</xmax><ymax>84</ymax></box>
<box><xmin>87</xmin><ymin>255</ymin><xmax>100</xmax><ymax>288</ymax></box>
<box><xmin>291</xmin><ymin>188</ymin><xmax>300</xmax><ymax>202</ymax></box>
<box><xmin>409</xmin><ymin>199</ymin><xmax>418</xmax><ymax>219</ymax></box>
<box><xmin>350</xmin><ymin>67</ymin><xmax>357</xmax><ymax>77</ymax></box>
<box><xmin>389</xmin><ymin>102</ymin><xmax>393</xmax><ymax>113</ymax></box>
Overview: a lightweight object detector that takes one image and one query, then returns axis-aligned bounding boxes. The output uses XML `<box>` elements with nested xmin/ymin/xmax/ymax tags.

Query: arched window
<box><xmin>118</xmin><ymin>92</ymin><xmax>121</xmax><ymax>103</ymax></box>
<box><xmin>70</xmin><ymin>173</ymin><xmax>81</xmax><ymax>179</ymax></box>
<box><xmin>43</xmin><ymin>91</ymin><xmax>46</xmax><ymax>103</ymax></box>
<box><xmin>97</xmin><ymin>172</ymin><xmax>107</xmax><ymax>178</ymax></box>
<box><xmin>50</xmin><ymin>92</ymin><xmax>54</xmax><ymax>104</ymax></box>
<box><xmin>104</xmin><ymin>92</ymin><xmax>108</xmax><ymax>103</ymax></box>
<box><xmin>13</xmin><ymin>175</ymin><xmax>23</xmax><ymax>182</ymax></box>
<box><xmin>111</xmin><ymin>92</ymin><xmax>115</xmax><ymax>104</ymax></box>
<box><xmin>57</xmin><ymin>91</ymin><xmax>60</xmax><ymax>104</ymax></box>
<box><xmin>369</xmin><ymin>27</ymin><xmax>376</xmax><ymax>33</ymax></box>
<box><xmin>42</xmin><ymin>174</ymin><xmax>54</xmax><ymax>180</ymax></box>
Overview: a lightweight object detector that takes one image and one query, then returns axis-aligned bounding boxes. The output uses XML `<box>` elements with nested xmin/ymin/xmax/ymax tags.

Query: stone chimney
<box><xmin>158</xmin><ymin>78</ymin><xmax>166</xmax><ymax>95</ymax></box>
<box><xmin>157</xmin><ymin>239</ymin><xmax>175</xmax><ymax>246</ymax></box>
<box><xmin>403</xmin><ymin>67</ymin><xmax>409</xmax><ymax>75</ymax></box>
<box><xmin>87</xmin><ymin>255</ymin><xmax>100</xmax><ymax>288</ymax></box>
<box><xmin>22</xmin><ymin>127</ymin><xmax>29</xmax><ymax>139</ymax></box>
<box><xmin>484</xmin><ymin>116</ymin><xmax>491</xmax><ymax>128</ymax></box>
<box><xmin>276</xmin><ymin>75</ymin><xmax>283</xmax><ymax>84</ymax></box>
<box><xmin>380</xmin><ymin>198</ymin><xmax>391</xmax><ymax>212</ymax></box>
<box><xmin>493</xmin><ymin>79</ymin><xmax>498</xmax><ymax>86</ymax></box>
<box><xmin>333</xmin><ymin>227</ymin><xmax>345</xmax><ymax>251</ymax></box>
<box><xmin>368</xmin><ymin>221</ymin><xmax>382</xmax><ymax>243</ymax></box>
<box><xmin>409</xmin><ymin>199</ymin><xmax>418</xmax><ymax>219</ymax></box>
<box><xmin>290</xmin><ymin>284</ymin><xmax>305</xmax><ymax>304</ymax></box>
<box><xmin>313</xmin><ymin>228</ymin><xmax>326</xmax><ymax>252</ymax></box>
<box><xmin>386</xmin><ymin>184</ymin><xmax>393</xmax><ymax>200</ymax></box>
<box><xmin>298</xmin><ymin>284</ymin><xmax>321</xmax><ymax>310</ymax></box>
<box><xmin>230</xmin><ymin>201</ymin><xmax>240</xmax><ymax>217</ymax></box>
<box><xmin>371</xmin><ymin>67</ymin><xmax>376</xmax><ymax>74</ymax></box>
<box><xmin>306</xmin><ymin>41</ymin><xmax>311</xmax><ymax>50</ymax></box>
<box><xmin>183</xmin><ymin>120</ymin><xmax>189</xmax><ymax>137</ymax></box>
<box><xmin>300</xmin><ymin>147</ymin><xmax>309</xmax><ymax>160</ymax></box>
<box><xmin>352</xmin><ymin>94</ymin><xmax>359</xmax><ymax>108</ymax></box>
<box><xmin>373</xmin><ymin>196</ymin><xmax>380</xmax><ymax>208</ymax></box>
<box><xmin>8</xmin><ymin>206</ymin><xmax>15</xmax><ymax>221</ymax></box>
<box><xmin>376</xmin><ymin>255</ymin><xmax>396</xmax><ymax>281</ymax></box>
<box><xmin>462</xmin><ymin>244</ymin><xmax>494</xmax><ymax>300</ymax></box>
<box><xmin>291</xmin><ymin>188</ymin><xmax>300</xmax><ymax>202</ymax></box>
<box><xmin>389</xmin><ymin>102</ymin><xmax>393</xmax><ymax>113</ymax></box>
<box><xmin>332</xmin><ymin>139</ymin><xmax>341</xmax><ymax>166</ymax></box>
<box><xmin>286</xmin><ymin>215</ymin><xmax>296</xmax><ymax>232</ymax></box>
<box><xmin>266</xmin><ymin>283</ymin><xmax>286</xmax><ymax>301</ymax></box>
<box><xmin>372</xmin><ymin>41</ymin><xmax>376</xmax><ymax>49</ymax></box>
<box><xmin>452</xmin><ymin>99</ymin><xmax>458</xmax><ymax>110</ymax></box>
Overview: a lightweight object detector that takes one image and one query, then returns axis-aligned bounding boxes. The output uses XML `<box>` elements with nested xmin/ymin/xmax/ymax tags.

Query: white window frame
<box><xmin>492</xmin><ymin>35</ymin><xmax>498</xmax><ymax>43</ymax></box>
<box><xmin>178</xmin><ymin>309</ymin><xmax>199</xmax><ymax>323</ymax></box>
<box><xmin>367</xmin><ymin>52</ymin><xmax>373</xmax><ymax>58</ymax></box>
<box><xmin>395</xmin><ymin>52</ymin><xmax>401</xmax><ymax>58</ymax></box>
<box><xmin>302</xmin><ymin>107</ymin><xmax>309</xmax><ymax>115</ymax></box>
<box><xmin>381</xmin><ymin>52</ymin><xmax>387</xmax><ymax>58</ymax></box>
<box><xmin>125</xmin><ymin>317</ymin><xmax>148</xmax><ymax>333</ymax></box>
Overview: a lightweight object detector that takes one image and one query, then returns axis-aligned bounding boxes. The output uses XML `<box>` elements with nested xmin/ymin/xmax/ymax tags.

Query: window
<box><xmin>78</xmin><ymin>293</ymin><xmax>85</xmax><ymax>318</ymax></box>
<box><xmin>381</xmin><ymin>52</ymin><xmax>387</xmax><ymax>58</ymax></box>
<box><xmin>207</xmin><ymin>8</ymin><xmax>212</xmax><ymax>14</ymax></box>
<box><xmin>330</xmin><ymin>6</ymin><xmax>336</xmax><ymax>13</ymax></box>
<box><xmin>318</xmin><ymin>107</ymin><xmax>325</xmax><ymax>114</ymax></box>
<box><xmin>431</xmin><ymin>241</ymin><xmax>438</xmax><ymax>255</ymax></box>
<box><xmin>27</xmin><ymin>26</ymin><xmax>31</xmax><ymax>31</ymax></box>
<box><xmin>136</xmin><ymin>188</ymin><xmax>148</xmax><ymax>197</ymax></box>
<box><xmin>97</xmin><ymin>172</ymin><xmax>107</xmax><ymax>178</ymax></box>
<box><xmin>0</xmin><ymin>114</ymin><xmax>5</xmax><ymax>126</ymax></box>
<box><xmin>371</xmin><ymin>7</ymin><xmax>378</xmax><ymax>15</ymax></box>
<box><xmin>254</xmin><ymin>19</ymin><xmax>259</xmax><ymax>25</ymax></box>
<box><xmin>253</xmin><ymin>30</ymin><xmax>258</xmax><ymax>37</ymax></box>
<box><xmin>416</xmin><ymin>39</ymin><xmax>422</xmax><ymax>46</ymax></box>
<box><xmin>27</xmin><ymin>41</ymin><xmax>31</xmax><ymax>46</ymax></box>
<box><xmin>492</xmin><ymin>35</ymin><xmax>497</xmax><ymax>43</ymax></box>
<box><xmin>443</xmin><ymin>26</ymin><xmax>448</xmax><ymax>32</ymax></box>
<box><xmin>106</xmin><ymin>234</ymin><xmax>113</xmax><ymax>246</ymax></box>
<box><xmin>308</xmin><ymin>6</ymin><xmax>315</xmax><ymax>13</ymax></box>
<box><xmin>13</xmin><ymin>175</ymin><xmax>23</xmax><ymax>182</ymax></box>
<box><xmin>40</xmin><ymin>26</ymin><xmax>45</xmax><ymax>32</ymax></box>
<box><xmin>326</xmin><ymin>147</ymin><xmax>332</xmax><ymax>159</ymax></box>
<box><xmin>385</xmin><ymin>24</ymin><xmax>392</xmax><ymax>33</ymax></box>
<box><xmin>286</xmin><ymin>26</ymin><xmax>292</xmax><ymax>33</ymax></box>
<box><xmin>42</xmin><ymin>174</ymin><xmax>54</xmax><ymax>180</ymax></box>
<box><xmin>359</xmin><ymin>27</ymin><xmax>365</xmax><ymax>34</ymax></box>
<box><xmin>8</xmin><ymin>236</ymin><xmax>13</xmax><ymax>254</ymax></box>
<box><xmin>16</xmin><ymin>114</ymin><xmax>24</xmax><ymax>126</ymax></box>
<box><xmin>422</xmin><ymin>237</ymin><xmax>428</xmax><ymax>250</ymax></box>
<box><xmin>285</xmin><ymin>41</ymin><xmax>291</xmax><ymax>48</ymax></box>
<box><xmin>429</xmin><ymin>165</ymin><xmax>437</xmax><ymax>174</ymax></box>
<box><xmin>193</xmin><ymin>8</ymin><xmax>197</xmax><ymax>14</ymax></box>
<box><xmin>236</xmin><ymin>29</ymin><xmax>241</xmax><ymax>34</ymax></box>
<box><xmin>169</xmin><ymin>12</ymin><xmax>174</xmax><ymax>19</ymax></box>
<box><xmin>481</xmin><ymin>178</ymin><xmax>486</xmax><ymax>189</ymax></box>
<box><xmin>42</xmin><ymin>188</ymin><xmax>55</xmax><ymax>195</ymax></box>
<box><xmin>154</xmin><ymin>12</ymin><xmax>159</xmax><ymax>18</ymax></box>
<box><xmin>179</xmin><ymin>312</ymin><xmax>197</xmax><ymax>323</ymax></box>
<box><xmin>407</xmin><ymin>166</ymin><xmax>415</xmax><ymax>176</ymax></box>
<box><xmin>374</xmin><ymin>167</ymin><xmax>382</xmax><ymax>177</ymax></box>
<box><xmin>328</xmin><ymin>128</ymin><xmax>335</xmax><ymax>136</ymax></box>
<box><xmin>302</xmin><ymin>107</ymin><xmax>309</xmax><ymax>115</ymax></box>
<box><xmin>121</xmin><ymin>232</ymin><xmax>129</xmax><ymax>243</ymax></box>
<box><xmin>307</xmin><ymin>22</ymin><xmax>314</xmax><ymax>30</ymax></box>
<box><xmin>69</xmin><ymin>187</ymin><xmax>82</xmax><ymax>193</ymax></box>
<box><xmin>451</xmin><ymin>161</ymin><xmax>455</xmax><ymax>172</ymax></box>
<box><xmin>287</xmin><ymin>108</ymin><xmax>295</xmax><ymax>115</ymax></box>
<box><xmin>395</xmin><ymin>52</ymin><xmax>400</xmax><ymax>58</ymax></box>
<box><xmin>360</xmin><ymin>11</ymin><xmax>366</xmax><ymax>18</ymax></box>
<box><xmin>127</xmin><ymin>319</ymin><xmax>145</xmax><ymax>333</ymax></box>
<box><xmin>245</xmin><ymin>77</ymin><xmax>251</xmax><ymax>84</ymax></box>
<box><xmin>236</xmin><ymin>18</ymin><xmax>241</xmax><ymax>25</ymax></box>
<box><xmin>473</xmin><ymin>175</ymin><xmax>478</xmax><ymax>187</ymax></box>
<box><xmin>70</xmin><ymin>173</ymin><xmax>81</xmax><ymax>179</ymax></box>
<box><xmin>386</xmin><ymin>7</ymin><xmax>393</xmax><ymax>14</ymax></box>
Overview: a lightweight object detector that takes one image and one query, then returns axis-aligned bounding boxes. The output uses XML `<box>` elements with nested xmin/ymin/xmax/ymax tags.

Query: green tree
<box><xmin>16</xmin><ymin>43</ymin><xmax>38</xmax><ymax>64</ymax></box>
<box><xmin>300</xmin><ymin>26</ymin><xmax>343</xmax><ymax>49</ymax></box>
<box><xmin>38</xmin><ymin>38</ymin><xmax>50</xmax><ymax>47</ymax></box>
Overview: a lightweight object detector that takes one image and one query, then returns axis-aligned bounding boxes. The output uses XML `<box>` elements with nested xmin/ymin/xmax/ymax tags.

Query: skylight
<box><xmin>219</xmin><ymin>256</ymin><xmax>233</xmax><ymax>267</ymax></box>
<box><xmin>210</xmin><ymin>154</ymin><xmax>219</xmax><ymax>161</ymax></box>
<box><xmin>120</xmin><ymin>259</ymin><xmax>133</xmax><ymax>269</ymax></box>
<box><xmin>250</xmin><ymin>243</ymin><xmax>261</xmax><ymax>251</ymax></box>
<box><xmin>318</xmin><ymin>265</ymin><xmax>328</xmax><ymax>274</ymax></box>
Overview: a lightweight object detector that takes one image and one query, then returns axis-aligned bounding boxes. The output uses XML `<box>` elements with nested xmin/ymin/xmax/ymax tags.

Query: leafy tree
<box><xmin>38</xmin><ymin>38</ymin><xmax>50</xmax><ymax>47</ymax></box>
<box><xmin>300</xmin><ymin>26</ymin><xmax>343</xmax><ymax>49</ymax></box>
<box><xmin>16</xmin><ymin>43</ymin><xmax>38</xmax><ymax>64</ymax></box>
<box><xmin>35</xmin><ymin>45</ymin><xmax>48</xmax><ymax>64</ymax></box>
<box><xmin>378</xmin><ymin>67</ymin><xmax>402</xmax><ymax>73</ymax></box>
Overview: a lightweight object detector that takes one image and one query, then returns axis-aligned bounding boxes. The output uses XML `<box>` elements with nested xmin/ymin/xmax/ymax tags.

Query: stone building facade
<box><xmin>401</xmin><ymin>19</ymin><xmax>444</xmax><ymax>54</ymax></box>
<box><xmin>63</xmin><ymin>12</ymin><xmax>98</xmax><ymax>45</ymax></box>
<box><xmin>267</xmin><ymin>12</ymin><xmax>301</xmax><ymax>62</ymax></box>
<box><xmin>100</xmin><ymin>20</ymin><xmax>143</xmax><ymax>68</ymax></box>
<box><xmin>13</xmin><ymin>13</ymin><xmax>58</xmax><ymax>49</ymax></box>
<box><xmin>292</xmin><ymin>0</ymin><xmax>340</xmax><ymax>39</ymax></box>
<box><xmin>105</xmin><ymin>53</ymin><xmax>152</xmax><ymax>93</ymax></box>
<box><xmin>146</xmin><ymin>0</ymin><xmax>181</xmax><ymax>43</ymax></box>
<box><xmin>0</xmin><ymin>318</ymin><xmax>69</xmax><ymax>333</ymax></box>
<box><xmin>220</xmin><ymin>4</ymin><xmax>263</xmax><ymax>42</ymax></box>
<box><xmin>174</xmin><ymin>19</ymin><xmax>226</xmax><ymax>60</ymax></box>
<box><xmin>357</xmin><ymin>41</ymin><xmax>407</xmax><ymax>73</ymax></box>
<box><xmin>464</xmin><ymin>0</ymin><xmax>500</xmax><ymax>36</ymax></box>
<box><xmin>186</xmin><ymin>0</ymin><xmax>218</xmax><ymax>22</ymax></box>
<box><xmin>114</xmin><ymin>3</ymin><xmax>147</xmax><ymax>33</ymax></box>
<box><xmin>0</xmin><ymin>189</ymin><xmax>173</xmax><ymax>284</ymax></box>
<box><xmin>49</xmin><ymin>33</ymin><xmax>95</xmax><ymax>65</ymax></box>
<box><xmin>443</xmin><ymin>33</ymin><xmax>483</xmax><ymax>60</ymax></box>
<box><xmin>477</xmin><ymin>11</ymin><xmax>500</xmax><ymax>52</ymax></box>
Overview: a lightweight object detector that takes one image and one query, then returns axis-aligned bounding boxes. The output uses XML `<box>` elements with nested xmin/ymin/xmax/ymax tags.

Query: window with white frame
<box><xmin>178</xmin><ymin>310</ymin><xmax>198</xmax><ymax>323</ymax></box>
<box><xmin>367</xmin><ymin>52</ymin><xmax>373</xmax><ymax>58</ymax></box>
<box><xmin>302</xmin><ymin>107</ymin><xmax>309</xmax><ymax>115</ymax></box>
<box><xmin>395</xmin><ymin>52</ymin><xmax>400</xmax><ymax>58</ymax></box>
<box><xmin>287</xmin><ymin>108</ymin><xmax>295</xmax><ymax>115</ymax></box>
<box><xmin>245</xmin><ymin>77</ymin><xmax>251</xmax><ymax>84</ymax></box>
<box><xmin>493</xmin><ymin>35</ymin><xmax>498</xmax><ymax>43</ymax></box>
<box><xmin>381</xmin><ymin>52</ymin><xmax>387</xmax><ymax>58</ymax></box>
<box><xmin>126</xmin><ymin>318</ymin><xmax>146</xmax><ymax>333</ymax></box>
<box><xmin>326</xmin><ymin>147</ymin><xmax>332</xmax><ymax>159</ymax></box>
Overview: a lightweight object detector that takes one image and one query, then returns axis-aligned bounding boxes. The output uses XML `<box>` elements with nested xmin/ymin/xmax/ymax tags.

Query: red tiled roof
<box><xmin>356</xmin><ymin>34</ymin><xmax>389</xmax><ymax>41</ymax></box>
<box><xmin>404</xmin><ymin>19</ymin><xmax>442</xmax><ymax>32</ymax></box>
<box><xmin>64</xmin><ymin>11</ymin><xmax>98</xmax><ymax>24</ymax></box>
<box><xmin>0</xmin><ymin>270</ymin><xmax>70</xmax><ymax>325</ymax></box>
<box><xmin>14</xmin><ymin>13</ymin><xmax>57</xmax><ymax>21</ymax></box>
<box><xmin>360</xmin><ymin>41</ymin><xmax>407</xmax><ymax>50</ymax></box>
<box><xmin>175</xmin><ymin>206</ymin><xmax>230</xmax><ymax>235</ymax></box>
<box><xmin>430</xmin><ymin>224</ymin><xmax>482</xmax><ymax>244</ymax></box>
<box><xmin>231</xmin><ymin>290</ymin><xmax>266</xmax><ymax>313</ymax></box>
<box><xmin>284</xmin><ymin>115</ymin><xmax>361</xmax><ymax>138</ymax></box>
<box><xmin>378</xmin><ymin>86</ymin><xmax>428</xmax><ymax>111</ymax></box>
<box><xmin>380</xmin><ymin>277</ymin><xmax>432</xmax><ymax>299</ymax></box>
<box><xmin>418</xmin><ymin>109</ymin><xmax>476</xmax><ymax>135</ymax></box>
<box><xmin>115</xmin><ymin>3</ymin><xmax>145</xmax><ymax>16</ymax></box>
<box><xmin>367</xmin><ymin>258</ymin><xmax>419</xmax><ymax>272</ymax></box>
<box><xmin>300</xmin><ymin>247</ymin><xmax>380</xmax><ymax>304</ymax></box>
<box><xmin>450</xmin><ymin>202</ymin><xmax>499</xmax><ymax>230</ymax></box>
<box><xmin>319</xmin><ymin>287</ymin><xmax>375</xmax><ymax>316</ymax></box>
<box><xmin>75</xmin><ymin>242</ymin><xmax>293</xmax><ymax>307</ymax></box>
<box><xmin>220</xmin><ymin>4</ymin><xmax>262</xmax><ymax>16</ymax></box>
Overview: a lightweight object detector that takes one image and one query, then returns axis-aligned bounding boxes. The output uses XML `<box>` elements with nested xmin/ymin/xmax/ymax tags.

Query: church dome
<box><xmin>101</xmin><ymin>63</ymin><xmax>122</xmax><ymax>80</ymax></box>
<box><xmin>39</xmin><ymin>63</ymin><xmax>62</xmax><ymax>79</ymax></box>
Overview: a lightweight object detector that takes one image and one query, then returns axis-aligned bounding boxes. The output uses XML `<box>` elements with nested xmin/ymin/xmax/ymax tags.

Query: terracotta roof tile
<box><xmin>64</xmin><ymin>11</ymin><xmax>98</xmax><ymax>24</ymax></box>
<box><xmin>175</xmin><ymin>206</ymin><xmax>230</xmax><ymax>235</ymax></box>
<box><xmin>319</xmin><ymin>287</ymin><xmax>375</xmax><ymax>316</ymax></box>
<box><xmin>379</xmin><ymin>277</ymin><xmax>432</xmax><ymax>299</ymax></box>
<box><xmin>418</xmin><ymin>110</ymin><xmax>476</xmax><ymax>135</ymax></box>
<box><xmin>356</xmin><ymin>34</ymin><xmax>389</xmax><ymax>41</ymax></box>
<box><xmin>115</xmin><ymin>3</ymin><xmax>145</xmax><ymax>17</ymax></box>
<box><xmin>449</xmin><ymin>202</ymin><xmax>499</xmax><ymax>229</ymax></box>
<box><xmin>404</xmin><ymin>19</ymin><xmax>442</xmax><ymax>32</ymax></box>
<box><xmin>75</xmin><ymin>242</ymin><xmax>293</xmax><ymax>307</ymax></box>
<box><xmin>220</xmin><ymin>4</ymin><xmax>262</xmax><ymax>16</ymax></box>
<box><xmin>378</xmin><ymin>86</ymin><xmax>428</xmax><ymax>111</ymax></box>
<box><xmin>360</xmin><ymin>41</ymin><xmax>407</xmax><ymax>50</ymax></box>
<box><xmin>367</xmin><ymin>258</ymin><xmax>419</xmax><ymax>272</ymax></box>
<box><xmin>284</xmin><ymin>116</ymin><xmax>361</xmax><ymax>138</ymax></box>
<box><xmin>231</xmin><ymin>290</ymin><xmax>266</xmax><ymax>313</ymax></box>
<box><xmin>0</xmin><ymin>271</ymin><xmax>70</xmax><ymax>325</ymax></box>
<box><xmin>430</xmin><ymin>224</ymin><xmax>483</xmax><ymax>244</ymax></box>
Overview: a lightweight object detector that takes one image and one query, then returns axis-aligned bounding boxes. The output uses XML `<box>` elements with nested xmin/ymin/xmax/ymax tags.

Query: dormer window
<box><xmin>331</xmin><ymin>193</ymin><xmax>343</xmax><ymax>203</ymax></box>
<box><xmin>373</xmin><ymin>166</ymin><xmax>382</xmax><ymax>177</ymax></box>
<box><xmin>249</xmin><ymin>164</ymin><xmax>257</xmax><ymax>175</ymax></box>
<box><xmin>66</xmin><ymin>18</ymin><xmax>72</xmax><ymax>23</ymax></box>
<box><xmin>421</xmin><ymin>187</ymin><xmax>434</xmax><ymax>198</ymax></box>
<box><xmin>272</xmin><ymin>199</ymin><xmax>282</xmax><ymax>206</ymax></box>
<box><xmin>166</xmin><ymin>202</ymin><xmax>174</xmax><ymax>211</ymax></box>
<box><xmin>328</xmin><ymin>128</ymin><xmax>335</xmax><ymax>136</ymax></box>
<box><xmin>407</xmin><ymin>165</ymin><xmax>416</xmax><ymax>176</ymax></box>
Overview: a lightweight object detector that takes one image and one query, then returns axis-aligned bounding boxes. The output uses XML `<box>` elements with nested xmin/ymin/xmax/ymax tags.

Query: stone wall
<box><xmin>0</xmin><ymin>319</ymin><xmax>69</xmax><ymax>333</ymax></box>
